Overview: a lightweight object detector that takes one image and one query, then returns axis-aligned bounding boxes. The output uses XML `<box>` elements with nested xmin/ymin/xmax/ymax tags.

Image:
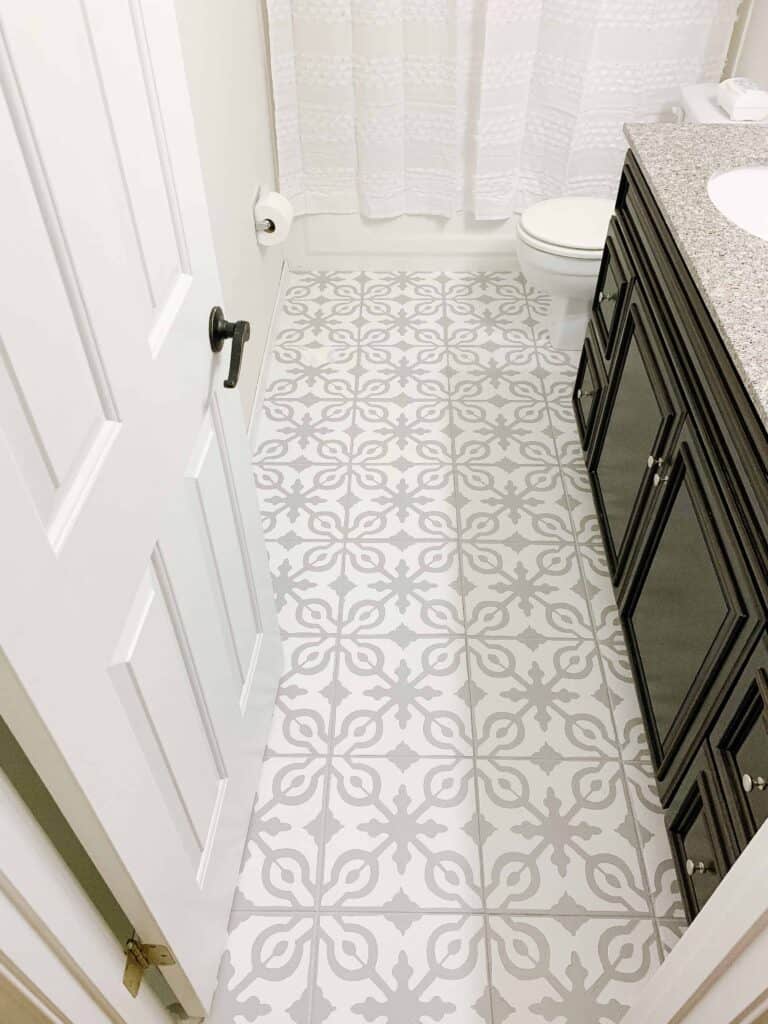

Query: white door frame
<box><xmin>0</xmin><ymin>750</ymin><xmax>176</xmax><ymax>1024</ymax></box>
<box><xmin>626</xmin><ymin>818</ymin><xmax>768</xmax><ymax>1024</ymax></box>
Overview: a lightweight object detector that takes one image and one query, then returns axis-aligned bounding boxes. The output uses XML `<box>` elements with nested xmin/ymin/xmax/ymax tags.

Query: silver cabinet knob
<box><xmin>653</xmin><ymin>471</ymin><xmax>670</xmax><ymax>488</ymax></box>
<box><xmin>576</xmin><ymin>387</ymin><xmax>596</xmax><ymax>401</ymax></box>
<box><xmin>742</xmin><ymin>773</ymin><xmax>767</xmax><ymax>794</ymax></box>
<box><xmin>647</xmin><ymin>454</ymin><xmax>664</xmax><ymax>470</ymax></box>
<box><xmin>685</xmin><ymin>858</ymin><xmax>710</xmax><ymax>877</ymax></box>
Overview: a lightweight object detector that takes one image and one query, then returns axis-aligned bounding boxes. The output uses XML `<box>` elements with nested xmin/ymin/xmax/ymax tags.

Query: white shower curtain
<box><xmin>266</xmin><ymin>0</ymin><xmax>740</xmax><ymax>219</ymax></box>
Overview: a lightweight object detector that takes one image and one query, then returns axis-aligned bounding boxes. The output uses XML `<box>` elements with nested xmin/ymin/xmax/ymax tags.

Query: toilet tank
<box><xmin>680</xmin><ymin>83</ymin><xmax>732</xmax><ymax>124</ymax></box>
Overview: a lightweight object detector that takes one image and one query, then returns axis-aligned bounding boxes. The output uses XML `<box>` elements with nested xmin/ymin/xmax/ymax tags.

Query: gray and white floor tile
<box><xmin>478</xmin><ymin>759</ymin><xmax>648</xmax><ymax>914</ymax></box>
<box><xmin>211</xmin><ymin>269</ymin><xmax>682</xmax><ymax>1023</ymax></box>
<box><xmin>322</xmin><ymin>756</ymin><xmax>481</xmax><ymax>910</ymax></box>
<box><xmin>316</xmin><ymin>914</ymin><xmax>489</xmax><ymax>1024</ymax></box>
<box><xmin>488</xmin><ymin>915</ymin><xmax>662</xmax><ymax>1024</ymax></box>
<box><xmin>215</xmin><ymin>914</ymin><xmax>315</xmax><ymax>1024</ymax></box>
<box><xmin>333</xmin><ymin>637</ymin><xmax>473</xmax><ymax>757</ymax></box>
<box><xmin>470</xmin><ymin>638</ymin><xmax>618</xmax><ymax>760</ymax></box>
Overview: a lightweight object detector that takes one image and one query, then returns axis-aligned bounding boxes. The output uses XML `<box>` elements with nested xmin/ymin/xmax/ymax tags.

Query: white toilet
<box><xmin>516</xmin><ymin>82</ymin><xmax>723</xmax><ymax>351</ymax></box>
<box><xmin>515</xmin><ymin>196</ymin><xmax>615</xmax><ymax>351</ymax></box>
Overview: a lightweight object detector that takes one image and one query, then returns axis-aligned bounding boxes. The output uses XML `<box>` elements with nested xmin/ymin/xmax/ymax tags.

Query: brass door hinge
<box><xmin>123</xmin><ymin>936</ymin><xmax>175</xmax><ymax>998</ymax></box>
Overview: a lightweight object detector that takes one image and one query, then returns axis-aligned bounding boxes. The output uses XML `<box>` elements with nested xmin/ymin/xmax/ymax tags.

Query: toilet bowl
<box><xmin>516</xmin><ymin>196</ymin><xmax>614</xmax><ymax>350</ymax></box>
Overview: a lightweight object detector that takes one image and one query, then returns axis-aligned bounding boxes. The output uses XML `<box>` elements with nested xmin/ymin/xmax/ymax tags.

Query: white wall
<box><xmin>728</xmin><ymin>0</ymin><xmax>768</xmax><ymax>86</ymax></box>
<box><xmin>174</xmin><ymin>0</ymin><xmax>283</xmax><ymax>418</ymax></box>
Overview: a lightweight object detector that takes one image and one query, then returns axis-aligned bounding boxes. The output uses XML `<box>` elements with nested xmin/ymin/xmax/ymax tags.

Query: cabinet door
<box><xmin>622</xmin><ymin>421</ymin><xmax>762</xmax><ymax>785</ymax></box>
<box><xmin>592</xmin><ymin>224</ymin><xmax>633</xmax><ymax>362</ymax></box>
<box><xmin>589</xmin><ymin>287</ymin><xmax>684</xmax><ymax>580</ymax></box>
<box><xmin>710</xmin><ymin>637</ymin><xmax>768</xmax><ymax>849</ymax></box>
<box><xmin>666</xmin><ymin>747</ymin><xmax>736</xmax><ymax>921</ymax></box>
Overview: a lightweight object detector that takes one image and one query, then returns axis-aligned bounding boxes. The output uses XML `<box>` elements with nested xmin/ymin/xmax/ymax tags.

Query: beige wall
<box><xmin>727</xmin><ymin>0</ymin><xmax>768</xmax><ymax>87</ymax></box>
<box><xmin>174</xmin><ymin>0</ymin><xmax>283</xmax><ymax>421</ymax></box>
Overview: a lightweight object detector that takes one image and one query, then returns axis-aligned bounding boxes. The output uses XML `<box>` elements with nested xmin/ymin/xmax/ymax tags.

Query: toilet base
<box><xmin>547</xmin><ymin>295</ymin><xmax>590</xmax><ymax>351</ymax></box>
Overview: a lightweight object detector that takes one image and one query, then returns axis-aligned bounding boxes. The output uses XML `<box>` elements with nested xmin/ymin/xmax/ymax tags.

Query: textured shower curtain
<box><xmin>266</xmin><ymin>0</ymin><xmax>740</xmax><ymax>219</ymax></box>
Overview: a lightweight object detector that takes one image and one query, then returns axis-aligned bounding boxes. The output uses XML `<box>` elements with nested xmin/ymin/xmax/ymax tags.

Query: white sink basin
<box><xmin>707</xmin><ymin>166</ymin><xmax>768</xmax><ymax>242</ymax></box>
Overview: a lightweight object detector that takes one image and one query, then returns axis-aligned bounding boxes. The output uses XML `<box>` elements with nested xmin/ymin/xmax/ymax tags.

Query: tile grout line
<box><xmin>263</xmin><ymin>751</ymin><xmax>651</xmax><ymax>764</ymax></box>
<box><xmin>229</xmin><ymin>905</ymin><xmax>673</xmax><ymax>920</ymax></box>
<box><xmin>520</xmin><ymin>279</ymin><xmax>664</xmax><ymax>955</ymax></box>
<box><xmin>301</xmin><ymin>270</ymin><xmax>368</xmax><ymax>1024</ymax></box>
<box><xmin>440</xmin><ymin>273</ymin><xmax>497</xmax><ymax>1023</ymax></box>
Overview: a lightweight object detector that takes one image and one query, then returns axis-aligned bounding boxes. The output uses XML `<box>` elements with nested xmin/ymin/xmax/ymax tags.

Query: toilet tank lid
<box><xmin>519</xmin><ymin>197</ymin><xmax>614</xmax><ymax>252</ymax></box>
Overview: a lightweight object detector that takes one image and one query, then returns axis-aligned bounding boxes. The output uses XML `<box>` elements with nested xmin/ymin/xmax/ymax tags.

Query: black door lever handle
<box><xmin>208</xmin><ymin>306</ymin><xmax>250</xmax><ymax>389</ymax></box>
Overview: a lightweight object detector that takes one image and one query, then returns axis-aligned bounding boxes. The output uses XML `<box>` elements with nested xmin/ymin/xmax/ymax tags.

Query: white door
<box><xmin>0</xmin><ymin>0</ymin><xmax>280</xmax><ymax>1017</ymax></box>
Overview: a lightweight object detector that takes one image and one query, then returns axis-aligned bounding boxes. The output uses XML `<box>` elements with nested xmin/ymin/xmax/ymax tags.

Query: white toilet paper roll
<box><xmin>254</xmin><ymin>191</ymin><xmax>294</xmax><ymax>246</ymax></box>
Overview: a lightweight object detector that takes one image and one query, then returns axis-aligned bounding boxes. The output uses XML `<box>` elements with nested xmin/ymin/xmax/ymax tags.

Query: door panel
<box><xmin>0</xmin><ymin>2</ymin><xmax>280</xmax><ymax>1016</ymax></box>
<box><xmin>83</xmin><ymin>0</ymin><xmax>188</xmax><ymax>305</ymax></box>
<box><xmin>110</xmin><ymin>555</ymin><xmax>226</xmax><ymax>872</ymax></box>
<box><xmin>0</xmin><ymin>83</ymin><xmax>120</xmax><ymax>534</ymax></box>
<box><xmin>622</xmin><ymin>422</ymin><xmax>762</xmax><ymax>783</ymax></box>
<box><xmin>590</xmin><ymin>287</ymin><xmax>684</xmax><ymax>579</ymax></box>
<box><xmin>189</xmin><ymin>406</ymin><xmax>262</xmax><ymax>685</ymax></box>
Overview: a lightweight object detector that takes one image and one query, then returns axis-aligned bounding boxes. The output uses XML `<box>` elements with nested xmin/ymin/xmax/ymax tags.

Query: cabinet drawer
<box><xmin>710</xmin><ymin>637</ymin><xmax>768</xmax><ymax>848</ymax></box>
<box><xmin>573</xmin><ymin>326</ymin><xmax>605</xmax><ymax>450</ymax></box>
<box><xmin>621</xmin><ymin>419</ymin><xmax>763</xmax><ymax>797</ymax></box>
<box><xmin>666</xmin><ymin>747</ymin><xmax>736</xmax><ymax>921</ymax></box>
<box><xmin>592</xmin><ymin>221</ymin><xmax>634</xmax><ymax>362</ymax></box>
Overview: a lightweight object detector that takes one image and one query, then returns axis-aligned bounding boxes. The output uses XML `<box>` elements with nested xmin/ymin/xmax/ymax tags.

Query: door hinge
<box><xmin>123</xmin><ymin>936</ymin><xmax>175</xmax><ymax>998</ymax></box>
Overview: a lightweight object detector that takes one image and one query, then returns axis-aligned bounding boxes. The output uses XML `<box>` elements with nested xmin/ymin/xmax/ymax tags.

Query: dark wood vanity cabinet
<box><xmin>576</xmin><ymin>152</ymin><xmax>768</xmax><ymax>920</ymax></box>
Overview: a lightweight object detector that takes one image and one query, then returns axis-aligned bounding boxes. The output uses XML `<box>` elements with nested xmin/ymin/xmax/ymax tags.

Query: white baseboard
<box><xmin>247</xmin><ymin>259</ymin><xmax>289</xmax><ymax>443</ymax></box>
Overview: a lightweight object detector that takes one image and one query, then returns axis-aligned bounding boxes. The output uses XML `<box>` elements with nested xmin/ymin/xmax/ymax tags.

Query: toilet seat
<box><xmin>517</xmin><ymin>223</ymin><xmax>603</xmax><ymax>260</ymax></box>
<box><xmin>518</xmin><ymin>196</ymin><xmax>614</xmax><ymax>259</ymax></box>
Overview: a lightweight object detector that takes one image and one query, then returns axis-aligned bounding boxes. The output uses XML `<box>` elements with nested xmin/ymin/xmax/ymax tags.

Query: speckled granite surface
<box><xmin>624</xmin><ymin>123</ymin><xmax>768</xmax><ymax>428</ymax></box>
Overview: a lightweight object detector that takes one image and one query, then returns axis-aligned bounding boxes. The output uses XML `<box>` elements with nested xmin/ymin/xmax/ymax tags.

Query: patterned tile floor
<box><xmin>211</xmin><ymin>270</ymin><xmax>686</xmax><ymax>1024</ymax></box>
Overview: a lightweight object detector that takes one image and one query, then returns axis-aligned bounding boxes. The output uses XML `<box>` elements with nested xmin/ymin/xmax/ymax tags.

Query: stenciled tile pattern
<box><xmin>211</xmin><ymin>270</ymin><xmax>683</xmax><ymax>1024</ymax></box>
<box><xmin>478</xmin><ymin>759</ymin><xmax>648</xmax><ymax>914</ymax></box>
<box><xmin>488</xmin><ymin>915</ymin><xmax>663</xmax><ymax>1024</ymax></box>
<box><xmin>316</xmin><ymin>915</ymin><xmax>489</xmax><ymax>1024</ymax></box>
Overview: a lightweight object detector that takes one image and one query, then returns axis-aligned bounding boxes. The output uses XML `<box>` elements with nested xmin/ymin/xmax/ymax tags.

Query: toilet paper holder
<box><xmin>252</xmin><ymin>188</ymin><xmax>293</xmax><ymax>245</ymax></box>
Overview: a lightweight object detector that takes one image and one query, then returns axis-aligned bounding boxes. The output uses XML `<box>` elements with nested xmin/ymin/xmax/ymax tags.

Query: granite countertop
<box><xmin>624</xmin><ymin>123</ymin><xmax>768</xmax><ymax>428</ymax></box>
